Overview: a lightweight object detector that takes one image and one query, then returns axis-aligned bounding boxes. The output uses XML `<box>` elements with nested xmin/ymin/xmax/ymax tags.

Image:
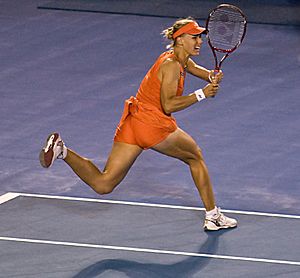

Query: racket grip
<box><xmin>210</xmin><ymin>69</ymin><xmax>220</xmax><ymax>98</ymax></box>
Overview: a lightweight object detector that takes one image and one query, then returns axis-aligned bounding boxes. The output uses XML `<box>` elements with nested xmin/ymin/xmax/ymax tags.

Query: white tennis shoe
<box><xmin>39</xmin><ymin>132</ymin><xmax>66</xmax><ymax>168</ymax></box>
<box><xmin>204</xmin><ymin>208</ymin><xmax>237</xmax><ymax>231</ymax></box>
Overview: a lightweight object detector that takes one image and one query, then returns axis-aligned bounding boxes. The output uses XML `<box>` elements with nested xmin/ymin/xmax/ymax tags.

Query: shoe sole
<box><xmin>39</xmin><ymin>133</ymin><xmax>60</xmax><ymax>168</ymax></box>
<box><xmin>204</xmin><ymin>223</ymin><xmax>237</xmax><ymax>231</ymax></box>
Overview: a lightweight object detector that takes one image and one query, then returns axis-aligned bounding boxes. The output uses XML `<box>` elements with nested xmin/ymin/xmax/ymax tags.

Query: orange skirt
<box><xmin>114</xmin><ymin>97</ymin><xmax>177</xmax><ymax>149</ymax></box>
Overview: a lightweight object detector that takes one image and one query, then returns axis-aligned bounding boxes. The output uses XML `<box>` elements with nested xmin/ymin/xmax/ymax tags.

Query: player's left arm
<box><xmin>186</xmin><ymin>58</ymin><xmax>223</xmax><ymax>83</ymax></box>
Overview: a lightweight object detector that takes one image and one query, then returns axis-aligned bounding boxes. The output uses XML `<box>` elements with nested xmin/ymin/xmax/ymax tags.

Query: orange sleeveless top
<box><xmin>136</xmin><ymin>51</ymin><xmax>186</xmax><ymax>112</ymax></box>
<box><xmin>117</xmin><ymin>51</ymin><xmax>186</xmax><ymax>133</ymax></box>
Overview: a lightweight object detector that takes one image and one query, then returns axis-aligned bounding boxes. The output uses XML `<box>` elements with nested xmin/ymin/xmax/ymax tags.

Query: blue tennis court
<box><xmin>1</xmin><ymin>0</ymin><xmax>300</xmax><ymax>277</ymax></box>
<box><xmin>1</xmin><ymin>192</ymin><xmax>300</xmax><ymax>277</ymax></box>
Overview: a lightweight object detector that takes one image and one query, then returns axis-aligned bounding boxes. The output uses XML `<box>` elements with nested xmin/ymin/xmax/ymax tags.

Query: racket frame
<box><xmin>206</xmin><ymin>4</ymin><xmax>247</xmax><ymax>71</ymax></box>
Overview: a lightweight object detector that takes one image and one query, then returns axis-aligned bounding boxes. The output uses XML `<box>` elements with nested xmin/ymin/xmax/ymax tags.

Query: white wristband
<box><xmin>193</xmin><ymin>89</ymin><xmax>206</xmax><ymax>102</ymax></box>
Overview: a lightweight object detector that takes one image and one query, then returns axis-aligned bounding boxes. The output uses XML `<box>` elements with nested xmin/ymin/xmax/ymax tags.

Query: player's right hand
<box><xmin>203</xmin><ymin>82</ymin><xmax>219</xmax><ymax>98</ymax></box>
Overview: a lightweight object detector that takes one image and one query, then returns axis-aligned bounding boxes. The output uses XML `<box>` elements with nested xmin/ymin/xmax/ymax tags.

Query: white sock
<box><xmin>206</xmin><ymin>206</ymin><xmax>218</xmax><ymax>218</ymax></box>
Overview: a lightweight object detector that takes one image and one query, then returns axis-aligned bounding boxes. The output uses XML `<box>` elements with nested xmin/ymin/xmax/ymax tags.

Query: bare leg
<box><xmin>64</xmin><ymin>142</ymin><xmax>143</xmax><ymax>194</ymax></box>
<box><xmin>152</xmin><ymin>128</ymin><xmax>215</xmax><ymax>211</ymax></box>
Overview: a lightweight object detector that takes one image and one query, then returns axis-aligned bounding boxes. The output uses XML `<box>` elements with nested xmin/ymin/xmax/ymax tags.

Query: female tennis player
<box><xmin>40</xmin><ymin>18</ymin><xmax>237</xmax><ymax>231</ymax></box>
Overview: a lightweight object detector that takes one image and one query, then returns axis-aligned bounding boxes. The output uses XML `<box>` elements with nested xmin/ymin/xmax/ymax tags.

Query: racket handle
<box><xmin>211</xmin><ymin>69</ymin><xmax>220</xmax><ymax>98</ymax></box>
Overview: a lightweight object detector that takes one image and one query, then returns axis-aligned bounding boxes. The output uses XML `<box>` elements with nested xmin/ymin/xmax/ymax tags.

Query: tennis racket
<box><xmin>206</xmin><ymin>4</ymin><xmax>247</xmax><ymax>74</ymax></box>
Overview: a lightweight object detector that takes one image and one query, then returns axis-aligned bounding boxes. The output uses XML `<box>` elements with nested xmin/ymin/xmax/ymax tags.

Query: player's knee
<box><xmin>91</xmin><ymin>177</ymin><xmax>117</xmax><ymax>195</ymax></box>
<box><xmin>195</xmin><ymin>146</ymin><xmax>204</xmax><ymax>161</ymax></box>
<box><xmin>93</xmin><ymin>184</ymin><xmax>115</xmax><ymax>195</ymax></box>
<box><xmin>184</xmin><ymin>146</ymin><xmax>203</xmax><ymax>165</ymax></box>
<box><xmin>97</xmin><ymin>186</ymin><xmax>114</xmax><ymax>195</ymax></box>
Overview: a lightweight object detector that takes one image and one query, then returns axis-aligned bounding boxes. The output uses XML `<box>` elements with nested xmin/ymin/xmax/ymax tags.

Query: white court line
<box><xmin>5</xmin><ymin>192</ymin><xmax>300</xmax><ymax>219</ymax></box>
<box><xmin>1</xmin><ymin>192</ymin><xmax>300</xmax><ymax>266</ymax></box>
<box><xmin>0</xmin><ymin>236</ymin><xmax>300</xmax><ymax>266</ymax></box>
<box><xmin>0</xmin><ymin>192</ymin><xmax>20</xmax><ymax>205</ymax></box>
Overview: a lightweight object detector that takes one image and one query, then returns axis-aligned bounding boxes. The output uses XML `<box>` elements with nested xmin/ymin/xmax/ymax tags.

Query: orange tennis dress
<box><xmin>114</xmin><ymin>51</ymin><xmax>186</xmax><ymax>149</ymax></box>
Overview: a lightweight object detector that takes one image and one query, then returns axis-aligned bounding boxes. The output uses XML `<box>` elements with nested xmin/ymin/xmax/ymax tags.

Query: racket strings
<box><xmin>208</xmin><ymin>8</ymin><xmax>246</xmax><ymax>51</ymax></box>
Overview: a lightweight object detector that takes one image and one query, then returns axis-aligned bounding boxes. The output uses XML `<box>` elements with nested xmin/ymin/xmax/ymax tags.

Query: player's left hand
<box><xmin>209</xmin><ymin>70</ymin><xmax>223</xmax><ymax>84</ymax></box>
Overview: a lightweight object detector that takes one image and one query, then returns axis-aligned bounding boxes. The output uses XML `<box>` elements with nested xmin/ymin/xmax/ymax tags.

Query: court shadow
<box><xmin>73</xmin><ymin>229</ymin><xmax>230</xmax><ymax>278</ymax></box>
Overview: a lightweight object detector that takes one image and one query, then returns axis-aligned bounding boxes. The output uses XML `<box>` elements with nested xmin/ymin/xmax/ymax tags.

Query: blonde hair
<box><xmin>162</xmin><ymin>17</ymin><xmax>196</xmax><ymax>49</ymax></box>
